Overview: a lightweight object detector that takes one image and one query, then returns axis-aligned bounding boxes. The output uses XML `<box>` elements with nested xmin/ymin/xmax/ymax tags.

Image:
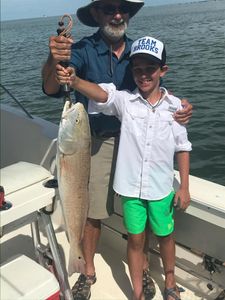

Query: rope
<box><xmin>57</xmin><ymin>14</ymin><xmax>73</xmax><ymax>38</ymax></box>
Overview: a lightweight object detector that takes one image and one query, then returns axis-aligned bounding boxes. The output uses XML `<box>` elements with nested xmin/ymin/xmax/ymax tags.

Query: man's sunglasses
<box><xmin>95</xmin><ymin>4</ymin><xmax>130</xmax><ymax>15</ymax></box>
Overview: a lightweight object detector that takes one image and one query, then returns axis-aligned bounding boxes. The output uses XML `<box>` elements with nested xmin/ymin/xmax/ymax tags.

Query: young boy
<box><xmin>56</xmin><ymin>36</ymin><xmax>192</xmax><ymax>300</ymax></box>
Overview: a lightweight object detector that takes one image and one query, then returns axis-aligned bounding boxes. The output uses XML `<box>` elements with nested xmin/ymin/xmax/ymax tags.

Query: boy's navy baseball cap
<box><xmin>130</xmin><ymin>36</ymin><xmax>166</xmax><ymax>65</ymax></box>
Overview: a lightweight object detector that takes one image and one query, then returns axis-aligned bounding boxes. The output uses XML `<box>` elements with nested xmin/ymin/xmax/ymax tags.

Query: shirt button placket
<box><xmin>141</xmin><ymin>112</ymin><xmax>154</xmax><ymax>197</ymax></box>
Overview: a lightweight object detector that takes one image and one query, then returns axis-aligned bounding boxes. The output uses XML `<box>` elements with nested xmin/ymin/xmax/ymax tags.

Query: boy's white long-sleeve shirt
<box><xmin>90</xmin><ymin>84</ymin><xmax>192</xmax><ymax>200</ymax></box>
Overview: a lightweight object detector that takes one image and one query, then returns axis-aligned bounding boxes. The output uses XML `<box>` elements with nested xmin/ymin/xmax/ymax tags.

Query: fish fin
<box><xmin>68</xmin><ymin>248</ymin><xmax>86</xmax><ymax>276</ymax></box>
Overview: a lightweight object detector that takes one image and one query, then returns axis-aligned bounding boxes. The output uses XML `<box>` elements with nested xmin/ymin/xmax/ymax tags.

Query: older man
<box><xmin>42</xmin><ymin>1</ymin><xmax>192</xmax><ymax>299</ymax></box>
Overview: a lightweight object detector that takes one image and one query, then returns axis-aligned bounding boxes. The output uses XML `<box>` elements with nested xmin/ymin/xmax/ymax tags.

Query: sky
<box><xmin>1</xmin><ymin>0</ymin><xmax>204</xmax><ymax>21</ymax></box>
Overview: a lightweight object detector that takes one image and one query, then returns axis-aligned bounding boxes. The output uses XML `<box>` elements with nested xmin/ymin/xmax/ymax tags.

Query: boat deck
<box><xmin>1</xmin><ymin>220</ymin><xmax>223</xmax><ymax>300</ymax></box>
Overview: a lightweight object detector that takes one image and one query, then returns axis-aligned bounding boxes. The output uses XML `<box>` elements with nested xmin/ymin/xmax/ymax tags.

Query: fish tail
<box><xmin>68</xmin><ymin>248</ymin><xmax>86</xmax><ymax>276</ymax></box>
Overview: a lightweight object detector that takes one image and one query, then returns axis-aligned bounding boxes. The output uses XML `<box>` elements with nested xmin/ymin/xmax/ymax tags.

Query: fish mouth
<box><xmin>58</xmin><ymin>102</ymin><xmax>91</xmax><ymax>156</ymax></box>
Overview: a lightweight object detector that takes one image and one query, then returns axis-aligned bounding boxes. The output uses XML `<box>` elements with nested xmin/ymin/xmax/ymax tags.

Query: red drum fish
<box><xmin>57</xmin><ymin>101</ymin><xmax>91</xmax><ymax>275</ymax></box>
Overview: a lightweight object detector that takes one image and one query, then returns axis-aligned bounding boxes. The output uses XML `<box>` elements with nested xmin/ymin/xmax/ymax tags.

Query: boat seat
<box><xmin>0</xmin><ymin>255</ymin><xmax>60</xmax><ymax>300</ymax></box>
<box><xmin>0</xmin><ymin>161</ymin><xmax>55</xmax><ymax>230</ymax></box>
<box><xmin>0</xmin><ymin>161</ymin><xmax>52</xmax><ymax>196</ymax></box>
<box><xmin>0</xmin><ymin>163</ymin><xmax>72</xmax><ymax>299</ymax></box>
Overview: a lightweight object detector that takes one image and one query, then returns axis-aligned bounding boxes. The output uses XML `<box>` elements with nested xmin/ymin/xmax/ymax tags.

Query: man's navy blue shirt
<box><xmin>70</xmin><ymin>30</ymin><xmax>136</xmax><ymax>137</ymax></box>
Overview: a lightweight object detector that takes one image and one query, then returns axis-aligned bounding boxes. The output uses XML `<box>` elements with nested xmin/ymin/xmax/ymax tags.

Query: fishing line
<box><xmin>0</xmin><ymin>83</ymin><xmax>33</xmax><ymax>119</ymax></box>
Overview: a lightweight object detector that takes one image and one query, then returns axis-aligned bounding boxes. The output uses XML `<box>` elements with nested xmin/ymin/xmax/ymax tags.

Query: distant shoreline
<box><xmin>1</xmin><ymin>0</ymin><xmax>217</xmax><ymax>22</ymax></box>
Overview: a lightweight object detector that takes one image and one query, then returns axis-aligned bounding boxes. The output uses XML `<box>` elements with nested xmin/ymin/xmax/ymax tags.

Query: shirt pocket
<box><xmin>123</xmin><ymin>106</ymin><xmax>147</xmax><ymax>136</ymax></box>
<box><xmin>158</xmin><ymin>111</ymin><xmax>174</xmax><ymax>140</ymax></box>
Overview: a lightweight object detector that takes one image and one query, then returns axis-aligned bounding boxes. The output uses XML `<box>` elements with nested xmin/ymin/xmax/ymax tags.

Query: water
<box><xmin>1</xmin><ymin>0</ymin><xmax>225</xmax><ymax>185</ymax></box>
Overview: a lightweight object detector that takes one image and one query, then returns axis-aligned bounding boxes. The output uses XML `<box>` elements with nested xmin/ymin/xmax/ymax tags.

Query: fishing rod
<box><xmin>57</xmin><ymin>14</ymin><xmax>73</xmax><ymax>105</ymax></box>
<box><xmin>0</xmin><ymin>83</ymin><xmax>33</xmax><ymax>119</ymax></box>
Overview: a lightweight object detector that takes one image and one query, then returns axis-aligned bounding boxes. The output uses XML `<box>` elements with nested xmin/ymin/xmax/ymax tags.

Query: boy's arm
<box><xmin>174</xmin><ymin>151</ymin><xmax>190</xmax><ymax>210</ymax></box>
<box><xmin>56</xmin><ymin>64</ymin><xmax>108</xmax><ymax>103</ymax></box>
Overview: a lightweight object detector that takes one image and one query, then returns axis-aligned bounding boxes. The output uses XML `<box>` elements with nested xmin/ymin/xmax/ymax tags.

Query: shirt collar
<box><xmin>129</xmin><ymin>87</ymin><xmax>173</xmax><ymax>105</ymax></box>
<box><xmin>161</xmin><ymin>88</ymin><xmax>173</xmax><ymax>104</ymax></box>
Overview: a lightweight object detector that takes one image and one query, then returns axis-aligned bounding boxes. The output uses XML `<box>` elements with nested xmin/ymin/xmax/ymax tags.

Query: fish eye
<box><xmin>75</xmin><ymin>118</ymin><xmax>80</xmax><ymax>124</ymax></box>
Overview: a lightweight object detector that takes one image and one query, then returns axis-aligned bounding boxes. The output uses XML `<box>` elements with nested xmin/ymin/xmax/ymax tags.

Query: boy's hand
<box><xmin>174</xmin><ymin>188</ymin><xmax>190</xmax><ymax>211</ymax></box>
<box><xmin>56</xmin><ymin>64</ymin><xmax>76</xmax><ymax>86</ymax></box>
<box><xmin>174</xmin><ymin>98</ymin><xmax>193</xmax><ymax>125</ymax></box>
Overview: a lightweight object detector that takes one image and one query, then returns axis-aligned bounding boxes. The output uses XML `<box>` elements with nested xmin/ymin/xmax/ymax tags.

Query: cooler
<box><xmin>0</xmin><ymin>255</ymin><xmax>60</xmax><ymax>300</ymax></box>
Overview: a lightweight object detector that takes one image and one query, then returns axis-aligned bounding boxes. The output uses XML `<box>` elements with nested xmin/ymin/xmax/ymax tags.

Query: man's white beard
<box><xmin>102</xmin><ymin>21</ymin><xmax>128</xmax><ymax>42</ymax></box>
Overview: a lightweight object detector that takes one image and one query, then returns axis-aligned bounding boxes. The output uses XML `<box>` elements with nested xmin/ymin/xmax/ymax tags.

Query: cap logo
<box><xmin>133</xmin><ymin>38</ymin><xmax>159</xmax><ymax>54</ymax></box>
<box><xmin>130</xmin><ymin>36</ymin><xmax>164</xmax><ymax>62</ymax></box>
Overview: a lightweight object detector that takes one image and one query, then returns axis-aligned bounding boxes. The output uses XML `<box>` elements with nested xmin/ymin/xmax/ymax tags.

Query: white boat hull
<box><xmin>1</xmin><ymin>104</ymin><xmax>225</xmax><ymax>299</ymax></box>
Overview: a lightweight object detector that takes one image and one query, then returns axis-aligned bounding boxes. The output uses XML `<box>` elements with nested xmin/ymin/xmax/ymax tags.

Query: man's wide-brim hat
<box><xmin>77</xmin><ymin>0</ymin><xmax>144</xmax><ymax>27</ymax></box>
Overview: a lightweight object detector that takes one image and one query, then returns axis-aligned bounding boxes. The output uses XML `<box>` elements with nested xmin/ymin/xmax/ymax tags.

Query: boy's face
<box><xmin>131</xmin><ymin>55</ymin><xmax>168</xmax><ymax>97</ymax></box>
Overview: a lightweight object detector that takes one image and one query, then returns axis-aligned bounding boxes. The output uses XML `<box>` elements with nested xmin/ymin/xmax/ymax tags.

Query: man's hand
<box><xmin>49</xmin><ymin>35</ymin><xmax>73</xmax><ymax>64</ymax></box>
<box><xmin>174</xmin><ymin>98</ymin><xmax>193</xmax><ymax>125</ymax></box>
<box><xmin>42</xmin><ymin>35</ymin><xmax>74</xmax><ymax>95</ymax></box>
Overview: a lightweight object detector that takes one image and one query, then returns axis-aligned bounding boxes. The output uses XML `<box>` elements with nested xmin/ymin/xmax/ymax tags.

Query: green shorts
<box><xmin>121</xmin><ymin>191</ymin><xmax>175</xmax><ymax>236</ymax></box>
